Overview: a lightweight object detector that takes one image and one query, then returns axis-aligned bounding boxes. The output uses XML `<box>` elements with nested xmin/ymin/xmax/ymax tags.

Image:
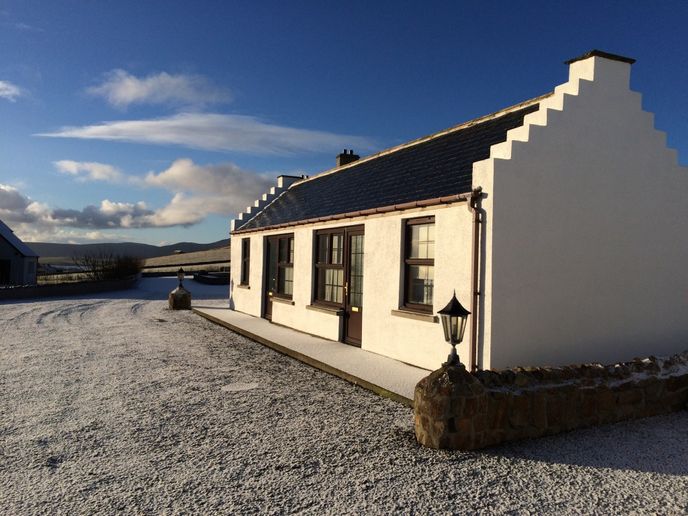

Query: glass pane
<box><xmin>268</xmin><ymin>240</ymin><xmax>278</xmax><ymax>291</ymax></box>
<box><xmin>279</xmin><ymin>238</ymin><xmax>288</xmax><ymax>263</ymax></box>
<box><xmin>427</xmin><ymin>242</ymin><xmax>434</xmax><ymax>260</ymax></box>
<box><xmin>409</xmin><ymin>223</ymin><xmax>434</xmax><ymax>259</ymax></box>
<box><xmin>324</xmin><ymin>268</ymin><xmax>343</xmax><ymax>303</ymax></box>
<box><xmin>288</xmin><ymin>237</ymin><xmax>294</xmax><ymax>264</ymax></box>
<box><xmin>349</xmin><ymin>234</ymin><xmax>364</xmax><ymax>307</ymax></box>
<box><xmin>410</xmin><ymin>225</ymin><xmax>420</xmax><ymax>258</ymax></box>
<box><xmin>278</xmin><ymin>265</ymin><xmax>293</xmax><ymax>295</ymax></box>
<box><xmin>318</xmin><ymin>235</ymin><xmax>328</xmax><ymax>264</ymax></box>
<box><xmin>408</xmin><ymin>265</ymin><xmax>433</xmax><ymax>305</ymax></box>
<box><xmin>331</xmin><ymin>234</ymin><xmax>343</xmax><ymax>265</ymax></box>
<box><xmin>317</xmin><ymin>268</ymin><xmax>326</xmax><ymax>300</ymax></box>
<box><xmin>418</xmin><ymin>224</ymin><xmax>427</xmax><ymax>243</ymax></box>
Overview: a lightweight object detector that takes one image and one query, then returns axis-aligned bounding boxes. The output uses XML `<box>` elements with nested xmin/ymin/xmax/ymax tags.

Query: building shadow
<box><xmin>483</xmin><ymin>411</ymin><xmax>688</xmax><ymax>476</ymax></box>
<box><xmin>0</xmin><ymin>276</ymin><xmax>229</xmax><ymax>304</ymax></box>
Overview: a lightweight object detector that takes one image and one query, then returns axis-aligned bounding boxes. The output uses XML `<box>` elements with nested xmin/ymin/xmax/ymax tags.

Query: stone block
<box><xmin>666</xmin><ymin>375</ymin><xmax>688</xmax><ymax>393</ymax></box>
<box><xmin>641</xmin><ymin>378</ymin><xmax>664</xmax><ymax>402</ymax></box>
<box><xmin>546</xmin><ymin>393</ymin><xmax>565</xmax><ymax>428</ymax></box>
<box><xmin>168</xmin><ymin>286</ymin><xmax>192</xmax><ymax>310</ymax></box>
<box><xmin>579</xmin><ymin>389</ymin><xmax>599</xmax><ymax>425</ymax></box>
<box><xmin>531</xmin><ymin>392</ymin><xmax>547</xmax><ymax>429</ymax></box>
<box><xmin>414</xmin><ymin>363</ymin><xmax>486</xmax><ymax>450</ymax></box>
<box><xmin>508</xmin><ymin>395</ymin><xmax>530</xmax><ymax>428</ymax></box>
<box><xmin>472</xmin><ymin>414</ymin><xmax>488</xmax><ymax>433</ymax></box>
<box><xmin>616</xmin><ymin>388</ymin><xmax>643</xmax><ymax>406</ymax></box>
<box><xmin>487</xmin><ymin>397</ymin><xmax>509</xmax><ymax>430</ymax></box>
<box><xmin>463</xmin><ymin>396</ymin><xmax>481</xmax><ymax>417</ymax></box>
<box><xmin>596</xmin><ymin>387</ymin><xmax>616</xmax><ymax>413</ymax></box>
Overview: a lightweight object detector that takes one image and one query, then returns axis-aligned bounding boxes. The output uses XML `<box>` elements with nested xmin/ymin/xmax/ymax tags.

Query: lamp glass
<box><xmin>442</xmin><ymin>314</ymin><xmax>452</xmax><ymax>341</ymax></box>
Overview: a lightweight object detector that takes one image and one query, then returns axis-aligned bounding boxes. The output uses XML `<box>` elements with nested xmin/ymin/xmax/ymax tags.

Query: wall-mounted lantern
<box><xmin>437</xmin><ymin>291</ymin><xmax>470</xmax><ymax>366</ymax></box>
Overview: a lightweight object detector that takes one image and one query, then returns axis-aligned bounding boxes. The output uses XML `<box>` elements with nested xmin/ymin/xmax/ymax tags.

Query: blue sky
<box><xmin>1</xmin><ymin>0</ymin><xmax>687</xmax><ymax>245</ymax></box>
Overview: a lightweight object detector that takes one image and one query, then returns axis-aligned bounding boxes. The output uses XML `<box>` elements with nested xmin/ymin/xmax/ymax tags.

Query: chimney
<box><xmin>336</xmin><ymin>149</ymin><xmax>360</xmax><ymax>167</ymax></box>
<box><xmin>564</xmin><ymin>49</ymin><xmax>635</xmax><ymax>90</ymax></box>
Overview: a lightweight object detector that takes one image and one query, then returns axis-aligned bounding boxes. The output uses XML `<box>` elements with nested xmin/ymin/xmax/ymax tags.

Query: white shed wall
<box><xmin>475</xmin><ymin>56</ymin><xmax>688</xmax><ymax>369</ymax></box>
<box><xmin>230</xmin><ymin>204</ymin><xmax>475</xmax><ymax>371</ymax></box>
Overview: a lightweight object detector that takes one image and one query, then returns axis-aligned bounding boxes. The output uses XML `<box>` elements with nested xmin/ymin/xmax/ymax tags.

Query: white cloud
<box><xmin>144</xmin><ymin>158</ymin><xmax>273</xmax><ymax>196</ymax></box>
<box><xmin>0</xmin><ymin>80</ymin><xmax>23</xmax><ymax>102</ymax></box>
<box><xmin>37</xmin><ymin>112</ymin><xmax>374</xmax><ymax>155</ymax></box>
<box><xmin>54</xmin><ymin>160</ymin><xmax>126</xmax><ymax>183</ymax></box>
<box><xmin>1</xmin><ymin>157</ymin><xmax>277</xmax><ymax>240</ymax></box>
<box><xmin>141</xmin><ymin>159</ymin><xmax>277</xmax><ymax>226</ymax></box>
<box><xmin>14</xmin><ymin>22</ymin><xmax>43</xmax><ymax>32</ymax></box>
<box><xmin>87</xmin><ymin>70</ymin><xmax>231</xmax><ymax>108</ymax></box>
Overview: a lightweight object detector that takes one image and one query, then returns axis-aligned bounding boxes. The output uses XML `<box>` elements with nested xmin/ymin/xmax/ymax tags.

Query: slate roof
<box><xmin>0</xmin><ymin>219</ymin><xmax>39</xmax><ymax>257</ymax></box>
<box><xmin>237</xmin><ymin>97</ymin><xmax>545</xmax><ymax>232</ymax></box>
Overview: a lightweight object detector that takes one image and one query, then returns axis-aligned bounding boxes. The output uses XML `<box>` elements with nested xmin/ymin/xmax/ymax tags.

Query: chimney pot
<box><xmin>336</xmin><ymin>149</ymin><xmax>360</xmax><ymax>167</ymax></box>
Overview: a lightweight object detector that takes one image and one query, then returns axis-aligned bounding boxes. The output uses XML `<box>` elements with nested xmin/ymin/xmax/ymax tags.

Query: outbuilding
<box><xmin>0</xmin><ymin>220</ymin><xmax>38</xmax><ymax>286</ymax></box>
<box><xmin>229</xmin><ymin>50</ymin><xmax>688</xmax><ymax>371</ymax></box>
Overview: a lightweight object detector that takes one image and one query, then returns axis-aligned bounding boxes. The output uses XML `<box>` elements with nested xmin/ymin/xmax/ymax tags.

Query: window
<box><xmin>403</xmin><ymin>217</ymin><xmax>435</xmax><ymax>312</ymax></box>
<box><xmin>240</xmin><ymin>238</ymin><xmax>250</xmax><ymax>285</ymax></box>
<box><xmin>277</xmin><ymin>236</ymin><xmax>294</xmax><ymax>296</ymax></box>
<box><xmin>314</xmin><ymin>230</ymin><xmax>344</xmax><ymax>305</ymax></box>
<box><xmin>266</xmin><ymin>234</ymin><xmax>294</xmax><ymax>298</ymax></box>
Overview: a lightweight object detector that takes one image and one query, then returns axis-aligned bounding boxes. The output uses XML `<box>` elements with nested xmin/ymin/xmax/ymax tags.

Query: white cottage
<box><xmin>229</xmin><ymin>50</ymin><xmax>688</xmax><ymax>371</ymax></box>
<box><xmin>0</xmin><ymin>220</ymin><xmax>38</xmax><ymax>286</ymax></box>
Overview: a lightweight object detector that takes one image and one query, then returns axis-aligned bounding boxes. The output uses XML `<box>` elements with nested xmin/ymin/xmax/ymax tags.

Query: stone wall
<box><xmin>414</xmin><ymin>352</ymin><xmax>688</xmax><ymax>450</ymax></box>
<box><xmin>0</xmin><ymin>276</ymin><xmax>139</xmax><ymax>301</ymax></box>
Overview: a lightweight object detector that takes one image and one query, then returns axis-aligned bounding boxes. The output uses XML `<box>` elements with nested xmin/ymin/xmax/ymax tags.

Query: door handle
<box><xmin>344</xmin><ymin>282</ymin><xmax>348</xmax><ymax>295</ymax></box>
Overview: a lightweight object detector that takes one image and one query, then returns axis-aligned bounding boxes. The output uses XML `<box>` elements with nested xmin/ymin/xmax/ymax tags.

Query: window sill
<box><xmin>390</xmin><ymin>309</ymin><xmax>438</xmax><ymax>323</ymax></box>
<box><xmin>236</xmin><ymin>284</ymin><xmax>250</xmax><ymax>290</ymax></box>
<box><xmin>307</xmin><ymin>304</ymin><xmax>344</xmax><ymax>316</ymax></box>
<box><xmin>271</xmin><ymin>296</ymin><xmax>295</xmax><ymax>306</ymax></box>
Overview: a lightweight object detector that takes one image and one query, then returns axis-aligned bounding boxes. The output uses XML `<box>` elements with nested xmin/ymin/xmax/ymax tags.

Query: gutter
<box><xmin>468</xmin><ymin>187</ymin><xmax>484</xmax><ymax>372</ymax></box>
<box><xmin>232</xmin><ymin>191</ymin><xmax>475</xmax><ymax>235</ymax></box>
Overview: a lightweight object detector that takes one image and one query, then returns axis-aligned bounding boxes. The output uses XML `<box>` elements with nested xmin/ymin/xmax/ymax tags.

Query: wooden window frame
<box><xmin>313</xmin><ymin>228</ymin><xmax>345</xmax><ymax>308</ymax></box>
<box><xmin>265</xmin><ymin>233</ymin><xmax>294</xmax><ymax>300</ymax></box>
<box><xmin>403</xmin><ymin>216</ymin><xmax>435</xmax><ymax>313</ymax></box>
<box><xmin>275</xmin><ymin>234</ymin><xmax>294</xmax><ymax>299</ymax></box>
<box><xmin>240</xmin><ymin>237</ymin><xmax>250</xmax><ymax>286</ymax></box>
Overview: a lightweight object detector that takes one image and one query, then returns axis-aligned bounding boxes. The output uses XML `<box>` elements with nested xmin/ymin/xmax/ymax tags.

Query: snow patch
<box><xmin>220</xmin><ymin>382</ymin><xmax>260</xmax><ymax>392</ymax></box>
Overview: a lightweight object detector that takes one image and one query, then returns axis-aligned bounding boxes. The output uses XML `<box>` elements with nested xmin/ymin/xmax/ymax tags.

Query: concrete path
<box><xmin>192</xmin><ymin>306</ymin><xmax>430</xmax><ymax>406</ymax></box>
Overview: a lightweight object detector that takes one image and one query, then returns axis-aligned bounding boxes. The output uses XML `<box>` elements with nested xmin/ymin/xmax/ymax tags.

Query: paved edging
<box><xmin>193</xmin><ymin>308</ymin><xmax>414</xmax><ymax>407</ymax></box>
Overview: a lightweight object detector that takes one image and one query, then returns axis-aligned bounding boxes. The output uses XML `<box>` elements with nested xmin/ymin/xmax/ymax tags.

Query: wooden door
<box><xmin>263</xmin><ymin>237</ymin><xmax>277</xmax><ymax>320</ymax></box>
<box><xmin>344</xmin><ymin>230</ymin><xmax>364</xmax><ymax>346</ymax></box>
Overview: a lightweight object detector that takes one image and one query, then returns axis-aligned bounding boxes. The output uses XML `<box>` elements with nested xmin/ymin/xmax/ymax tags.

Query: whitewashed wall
<box><xmin>474</xmin><ymin>55</ymin><xmax>688</xmax><ymax>369</ymax></box>
<box><xmin>230</xmin><ymin>203</ymin><xmax>474</xmax><ymax>371</ymax></box>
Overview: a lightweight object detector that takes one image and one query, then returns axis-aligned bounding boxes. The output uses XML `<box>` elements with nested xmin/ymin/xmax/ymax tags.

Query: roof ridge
<box><xmin>0</xmin><ymin>219</ymin><xmax>38</xmax><ymax>257</ymax></box>
<box><xmin>293</xmin><ymin>91</ymin><xmax>552</xmax><ymax>187</ymax></box>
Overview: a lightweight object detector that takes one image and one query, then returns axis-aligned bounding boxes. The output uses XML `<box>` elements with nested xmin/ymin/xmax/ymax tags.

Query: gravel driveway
<box><xmin>1</xmin><ymin>279</ymin><xmax>687</xmax><ymax>514</ymax></box>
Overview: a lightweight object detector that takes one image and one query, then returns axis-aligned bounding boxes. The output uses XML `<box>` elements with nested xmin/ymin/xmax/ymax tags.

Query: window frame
<box><xmin>240</xmin><ymin>237</ymin><xmax>250</xmax><ymax>286</ymax></box>
<box><xmin>266</xmin><ymin>233</ymin><xmax>294</xmax><ymax>300</ymax></box>
<box><xmin>403</xmin><ymin>216</ymin><xmax>435</xmax><ymax>313</ymax></box>
<box><xmin>313</xmin><ymin>228</ymin><xmax>345</xmax><ymax>308</ymax></box>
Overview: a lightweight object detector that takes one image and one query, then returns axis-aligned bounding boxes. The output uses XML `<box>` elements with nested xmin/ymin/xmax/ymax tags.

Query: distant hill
<box><xmin>30</xmin><ymin>239</ymin><xmax>230</xmax><ymax>265</ymax></box>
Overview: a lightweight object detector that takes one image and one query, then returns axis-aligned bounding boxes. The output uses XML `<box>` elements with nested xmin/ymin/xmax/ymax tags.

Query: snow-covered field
<box><xmin>1</xmin><ymin>278</ymin><xmax>687</xmax><ymax>514</ymax></box>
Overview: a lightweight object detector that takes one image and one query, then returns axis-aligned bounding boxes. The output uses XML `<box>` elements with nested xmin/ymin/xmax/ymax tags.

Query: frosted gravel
<box><xmin>1</xmin><ymin>278</ymin><xmax>687</xmax><ymax>514</ymax></box>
